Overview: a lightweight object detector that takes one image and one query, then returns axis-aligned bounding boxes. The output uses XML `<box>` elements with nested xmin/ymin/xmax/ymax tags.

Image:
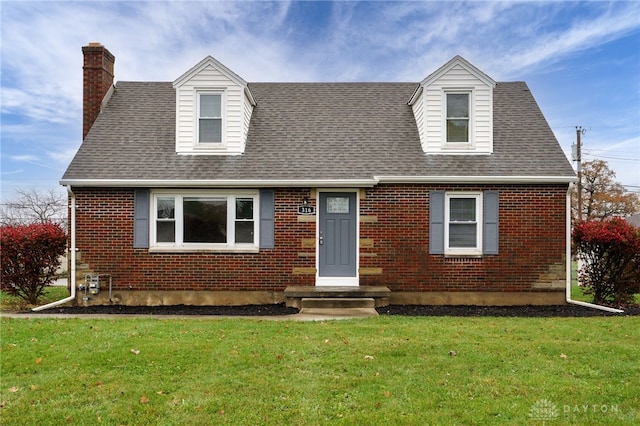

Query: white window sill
<box><xmin>149</xmin><ymin>246</ymin><xmax>259</xmax><ymax>254</ymax></box>
<box><xmin>444</xmin><ymin>252</ymin><xmax>483</xmax><ymax>259</ymax></box>
<box><xmin>426</xmin><ymin>148</ymin><xmax>492</xmax><ymax>155</ymax></box>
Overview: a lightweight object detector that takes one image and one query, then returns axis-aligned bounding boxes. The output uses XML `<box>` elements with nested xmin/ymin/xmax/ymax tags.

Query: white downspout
<box><xmin>565</xmin><ymin>184</ymin><xmax>623</xmax><ymax>313</ymax></box>
<box><xmin>32</xmin><ymin>186</ymin><xmax>77</xmax><ymax>311</ymax></box>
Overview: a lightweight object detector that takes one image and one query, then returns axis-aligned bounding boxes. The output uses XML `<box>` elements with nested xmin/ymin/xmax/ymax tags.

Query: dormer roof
<box><xmin>409</xmin><ymin>56</ymin><xmax>496</xmax><ymax>105</ymax></box>
<box><xmin>423</xmin><ymin>55</ymin><xmax>495</xmax><ymax>87</ymax></box>
<box><xmin>173</xmin><ymin>55</ymin><xmax>256</xmax><ymax>106</ymax></box>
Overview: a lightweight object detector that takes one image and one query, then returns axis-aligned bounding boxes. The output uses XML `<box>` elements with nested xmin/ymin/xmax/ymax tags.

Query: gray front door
<box><xmin>319</xmin><ymin>192</ymin><xmax>357</xmax><ymax>278</ymax></box>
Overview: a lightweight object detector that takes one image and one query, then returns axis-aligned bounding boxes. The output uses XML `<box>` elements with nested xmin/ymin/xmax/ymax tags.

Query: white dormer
<box><xmin>173</xmin><ymin>56</ymin><xmax>256</xmax><ymax>155</ymax></box>
<box><xmin>409</xmin><ymin>56</ymin><xmax>496</xmax><ymax>155</ymax></box>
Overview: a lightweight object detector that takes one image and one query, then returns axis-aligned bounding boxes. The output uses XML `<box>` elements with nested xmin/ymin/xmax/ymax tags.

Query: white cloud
<box><xmin>496</xmin><ymin>2</ymin><xmax>640</xmax><ymax>78</ymax></box>
<box><xmin>47</xmin><ymin>145</ymin><xmax>82</xmax><ymax>166</ymax></box>
<box><xmin>9</xmin><ymin>154</ymin><xmax>39</xmax><ymax>162</ymax></box>
<box><xmin>0</xmin><ymin>169</ymin><xmax>24</xmax><ymax>177</ymax></box>
<box><xmin>1</xmin><ymin>87</ymin><xmax>78</xmax><ymax>124</ymax></box>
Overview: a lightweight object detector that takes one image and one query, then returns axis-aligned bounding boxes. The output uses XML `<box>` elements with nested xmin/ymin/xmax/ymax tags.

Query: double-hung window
<box><xmin>445</xmin><ymin>192</ymin><xmax>482</xmax><ymax>255</ymax></box>
<box><xmin>446</xmin><ymin>92</ymin><xmax>470</xmax><ymax>143</ymax></box>
<box><xmin>198</xmin><ymin>92</ymin><xmax>223</xmax><ymax>144</ymax></box>
<box><xmin>151</xmin><ymin>191</ymin><xmax>257</xmax><ymax>250</ymax></box>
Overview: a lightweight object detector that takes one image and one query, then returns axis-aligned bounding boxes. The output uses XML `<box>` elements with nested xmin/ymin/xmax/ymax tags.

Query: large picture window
<box><xmin>446</xmin><ymin>92</ymin><xmax>470</xmax><ymax>143</ymax></box>
<box><xmin>151</xmin><ymin>191</ymin><xmax>257</xmax><ymax>249</ymax></box>
<box><xmin>445</xmin><ymin>192</ymin><xmax>482</xmax><ymax>255</ymax></box>
<box><xmin>183</xmin><ymin>197</ymin><xmax>227</xmax><ymax>243</ymax></box>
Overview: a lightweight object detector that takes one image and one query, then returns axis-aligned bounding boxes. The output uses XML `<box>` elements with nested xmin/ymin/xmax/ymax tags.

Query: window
<box><xmin>156</xmin><ymin>197</ymin><xmax>176</xmax><ymax>243</ymax></box>
<box><xmin>183</xmin><ymin>197</ymin><xmax>227</xmax><ymax>243</ymax></box>
<box><xmin>235</xmin><ymin>198</ymin><xmax>254</xmax><ymax>244</ymax></box>
<box><xmin>198</xmin><ymin>93</ymin><xmax>223</xmax><ymax>143</ymax></box>
<box><xmin>445</xmin><ymin>193</ymin><xmax>482</xmax><ymax>255</ymax></box>
<box><xmin>429</xmin><ymin>190</ymin><xmax>498</xmax><ymax>256</ymax></box>
<box><xmin>446</xmin><ymin>92</ymin><xmax>470</xmax><ymax>143</ymax></box>
<box><xmin>151</xmin><ymin>191</ymin><xmax>257</xmax><ymax>250</ymax></box>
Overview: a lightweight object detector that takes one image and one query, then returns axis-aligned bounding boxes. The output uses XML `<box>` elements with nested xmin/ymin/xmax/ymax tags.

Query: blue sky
<box><xmin>1</xmin><ymin>1</ymin><xmax>639</xmax><ymax>202</ymax></box>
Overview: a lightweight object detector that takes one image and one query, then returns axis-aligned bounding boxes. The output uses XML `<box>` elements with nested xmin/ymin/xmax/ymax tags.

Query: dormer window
<box><xmin>173</xmin><ymin>56</ymin><xmax>255</xmax><ymax>155</ymax></box>
<box><xmin>446</xmin><ymin>92</ymin><xmax>470</xmax><ymax>143</ymax></box>
<box><xmin>198</xmin><ymin>92</ymin><xmax>223</xmax><ymax>144</ymax></box>
<box><xmin>408</xmin><ymin>56</ymin><xmax>495</xmax><ymax>155</ymax></box>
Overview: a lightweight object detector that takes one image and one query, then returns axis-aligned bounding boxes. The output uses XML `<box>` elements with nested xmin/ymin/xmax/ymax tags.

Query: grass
<box><xmin>570</xmin><ymin>284</ymin><xmax>590</xmax><ymax>302</ymax></box>
<box><xmin>0</xmin><ymin>286</ymin><xmax>70</xmax><ymax>313</ymax></box>
<box><xmin>1</xmin><ymin>316</ymin><xmax>638</xmax><ymax>425</ymax></box>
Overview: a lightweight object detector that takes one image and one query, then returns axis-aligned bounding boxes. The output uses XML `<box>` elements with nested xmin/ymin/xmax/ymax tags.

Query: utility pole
<box><xmin>573</xmin><ymin>126</ymin><xmax>584</xmax><ymax>222</ymax></box>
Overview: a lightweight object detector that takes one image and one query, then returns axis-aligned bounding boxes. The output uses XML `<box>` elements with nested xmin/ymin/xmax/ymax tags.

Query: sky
<box><xmin>1</xmin><ymin>1</ymin><xmax>639</xmax><ymax>202</ymax></box>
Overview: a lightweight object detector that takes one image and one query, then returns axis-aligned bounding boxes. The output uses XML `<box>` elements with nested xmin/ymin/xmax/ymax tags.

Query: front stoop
<box><xmin>301</xmin><ymin>297</ymin><xmax>375</xmax><ymax>309</ymax></box>
<box><xmin>284</xmin><ymin>286</ymin><xmax>391</xmax><ymax>309</ymax></box>
<box><xmin>299</xmin><ymin>298</ymin><xmax>378</xmax><ymax>317</ymax></box>
<box><xmin>298</xmin><ymin>308</ymin><xmax>379</xmax><ymax>318</ymax></box>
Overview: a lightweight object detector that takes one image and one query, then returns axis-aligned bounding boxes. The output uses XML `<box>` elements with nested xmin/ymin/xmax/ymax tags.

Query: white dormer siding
<box><xmin>409</xmin><ymin>56</ymin><xmax>496</xmax><ymax>155</ymax></box>
<box><xmin>173</xmin><ymin>57</ymin><xmax>256</xmax><ymax>155</ymax></box>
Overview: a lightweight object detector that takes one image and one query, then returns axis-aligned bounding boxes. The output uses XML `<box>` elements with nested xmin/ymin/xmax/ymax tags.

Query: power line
<box><xmin>583</xmin><ymin>153</ymin><xmax>640</xmax><ymax>162</ymax></box>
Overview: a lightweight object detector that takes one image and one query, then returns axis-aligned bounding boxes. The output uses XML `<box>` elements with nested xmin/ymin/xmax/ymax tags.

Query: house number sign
<box><xmin>298</xmin><ymin>205</ymin><xmax>316</xmax><ymax>215</ymax></box>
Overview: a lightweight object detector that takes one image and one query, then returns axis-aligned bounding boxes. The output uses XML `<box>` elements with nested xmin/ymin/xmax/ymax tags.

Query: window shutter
<box><xmin>483</xmin><ymin>190</ymin><xmax>499</xmax><ymax>254</ymax></box>
<box><xmin>429</xmin><ymin>191</ymin><xmax>445</xmax><ymax>254</ymax></box>
<box><xmin>259</xmin><ymin>189</ymin><xmax>275</xmax><ymax>249</ymax></box>
<box><xmin>133</xmin><ymin>189</ymin><xmax>150</xmax><ymax>249</ymax></box>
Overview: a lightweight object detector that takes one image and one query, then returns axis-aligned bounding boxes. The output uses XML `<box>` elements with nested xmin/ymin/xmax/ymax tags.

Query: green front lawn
<box><xmin>1</xmin><ymin>316</ymin><xmax>638</xmax><ymax>425</ymax></box>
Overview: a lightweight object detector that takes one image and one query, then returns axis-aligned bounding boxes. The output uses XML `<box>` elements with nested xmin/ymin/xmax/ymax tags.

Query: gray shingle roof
<box><xmin>62</xmin><ymin>80</ymin><xmax>575</xmax><ymax>184</ymax></box>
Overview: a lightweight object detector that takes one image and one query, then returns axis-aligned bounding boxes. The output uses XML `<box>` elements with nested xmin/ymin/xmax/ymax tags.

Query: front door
<box><xmin>318</xmin><ymin>192</ymin><xmax>357</xmax><ymax>286</ymax></box>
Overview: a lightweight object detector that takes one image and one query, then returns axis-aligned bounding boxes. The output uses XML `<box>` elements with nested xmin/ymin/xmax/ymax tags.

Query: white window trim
<box><xmin>150</xmin><ymin>189</ymin><xmax>259</xmax><ymax>253</ymax></box>
<box><xmin>442</xmin><ymin>89</ymin><xmax>474</xmax><ymax>149</ymax></box>
<box><xmin>195</xmin><ymin>89</ymin><xmax>226</xmax><ymax>149</ymax></box>
<box><xmin>444</xmin><ymin>192</ymin><xmax>482</xmax><ymax>256</ymax></box>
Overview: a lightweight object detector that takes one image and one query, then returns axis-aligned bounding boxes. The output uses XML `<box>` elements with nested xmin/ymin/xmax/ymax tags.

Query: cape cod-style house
<box><xmin>59</xmin><ymin>43</ymin><xmax>576</xmax><ymax>307</ymax></box>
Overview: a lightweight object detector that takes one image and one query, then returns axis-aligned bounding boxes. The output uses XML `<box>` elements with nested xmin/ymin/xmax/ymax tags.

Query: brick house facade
<box><xmin>61</xmin><ymin>44</ymin><xmax>575</xmax><ymax>306</ymax></box>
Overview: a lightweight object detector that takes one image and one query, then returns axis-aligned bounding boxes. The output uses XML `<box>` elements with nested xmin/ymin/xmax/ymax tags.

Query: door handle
<box><xmin>319</xmin><ymin>236</ymin><xmax>324</xmax><ymax>245</ymax></box>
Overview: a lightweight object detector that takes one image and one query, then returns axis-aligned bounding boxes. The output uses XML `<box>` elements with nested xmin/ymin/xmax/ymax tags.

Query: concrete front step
<box><xmin>298</xmin><ymin>307</ymin><xmax>379</xmax><ymax>318</ymax></box>
<box><xmin>284</xmin><ymin>286</ymin><xmax>391</xmax><ymax>308</ymax></box>
<box><xmin>301</xmin><ymin>297</ymin><xmax>375</xmax><ymax>309</ymax></box>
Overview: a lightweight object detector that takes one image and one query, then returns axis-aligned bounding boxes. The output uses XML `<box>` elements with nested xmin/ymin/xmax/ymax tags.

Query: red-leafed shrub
<box><xmin>1</xmin><ymin>222</ymin><xmax>67</xmax><ymax>305</ymax></box>
<box><xmin>572</xmin><ymin>218</ymin><xmax>640</xmax><ymax>305</ymax></box>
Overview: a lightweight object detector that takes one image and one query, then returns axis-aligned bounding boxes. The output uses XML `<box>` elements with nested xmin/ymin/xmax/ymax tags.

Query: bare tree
<box><xmin>572</xmin><ymin>159</ymin><xmax>640</xmax><ymax>222</ymax></box>
<box><xmin>0</xmin><ymin>187</ymin><xmax>67</xmax><ymax>226</ymax></box>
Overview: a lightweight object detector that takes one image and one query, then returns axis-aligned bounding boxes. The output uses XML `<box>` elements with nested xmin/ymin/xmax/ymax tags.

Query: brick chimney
<box><xmin>82</xmin><ymin>43</ymin><xmax>115</xmax><ymax>139</ymax></box>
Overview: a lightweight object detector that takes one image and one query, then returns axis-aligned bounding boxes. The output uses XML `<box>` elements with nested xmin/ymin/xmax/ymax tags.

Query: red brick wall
<box><xmin>359</xmin><ymin>184</ymin><xmax>568</xmax><ymax>292</ymax></box>
<box><xmin>72</xmin><ymin>184</ymin><xmax>567</xmax><ymax>293</ymax></box>
<box><xmin>73</xmin><ymin>188</ymin><xmax>315</xmax><ymax>291</ymax></box>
